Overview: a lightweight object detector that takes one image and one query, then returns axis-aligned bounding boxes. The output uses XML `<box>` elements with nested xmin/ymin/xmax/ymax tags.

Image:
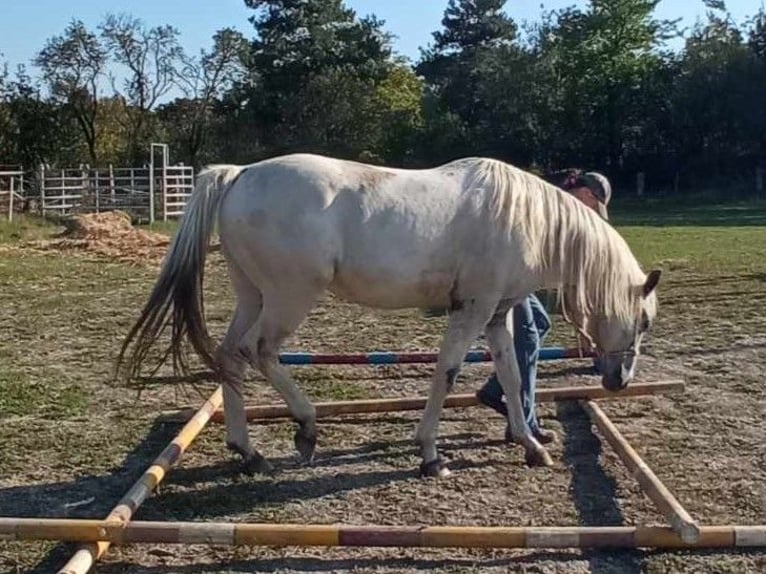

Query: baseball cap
<box><xmin>576</xmin><ymin>172</ymin><xmax>611</xmax><ymax>220</ymax></box>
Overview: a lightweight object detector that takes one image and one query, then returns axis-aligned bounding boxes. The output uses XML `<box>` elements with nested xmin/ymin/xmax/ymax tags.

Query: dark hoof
<box><xmin>419</xmin><ymin>457</ymin><xmax>451</xmax><ymax>478</ymax></box>
<box><xmin>524</xmin><ymin>447</ymin><xmax>554</xmax><ymax>468</ymax></box>
<box><xmin>242</xmin><ymin>452</ymin><xmax>276</xmax><ymax>476</ymax></box>
<box><xmin>294</xmin><ymin>426</ymin><xmax>317</xmax><ymax>463</ymax></box>
<box><xmin>227</xmin><ymin>442</ymin><xmax>275</xmax><ymax>476</ymax></box>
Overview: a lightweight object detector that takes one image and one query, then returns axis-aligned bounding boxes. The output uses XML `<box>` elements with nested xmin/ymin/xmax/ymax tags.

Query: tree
<box><xmin>417</xmin><ymin>0</ymin><xmax>518</xmax><ymax>136</ymax></box>
<box><xmin>161</xmin><ymin>28</ymin><xmax>247</xmax><ymax>167</ymax></box>
<box><xmin>35</xmin><ymin>20</ymin><xmax>107</xmax><ymax>164</ymax></box>
<box><xmin>241</xmin><ymin>0</ymin><xmax>394</xmax><ymax>156</ymax></box>
<box><xmin>372</xmin><ymin>63</ymin><xmax>424</xmax><ymax>164</ymax></box>
<box><xmin>427</xmin><ymin>0</ymin><xmax>517</xmax><ymax>54</ymax></box>
<box><xmin>0</xmin><ymin>55</ymin><xmax>10</xmax><ymax>163</ymax></box>
<box><xmin>1</xmin><ymin>66</ymin><xmax>81</xmax><ymax>167</ymax></box>
<box><xmin>416</xmin><ymin>0</ymin><xmax>543</xmax><ymax>163</ymax></box>
<box><xmin>747</xmin><ymin>9</ymin><xmax>766</xmax><ymax>174</ymax></box>
<box><xmin>100</xmin><ymin>14</ymin><xmax>182</xmax><ymax>163</ymax></box>
<box><xmin>749</xmin><ymin>8</ymin><xmax>766</xmax><ymax>59</ymax></box>
<box><xmin>668</xmin><ymin>10</ymin><xmax>761</xmax><ymax>189</ymax></box>
<box><xmin>531</xmin><ymin>1</ymin><xmax>677</xmax><ymax>176</ymax></box>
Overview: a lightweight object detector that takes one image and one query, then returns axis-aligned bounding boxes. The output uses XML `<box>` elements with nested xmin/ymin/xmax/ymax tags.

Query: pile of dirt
<box><xmin>31</xmin><ymin>210</ymin><xmax>171</xmax><ymax>264</ymax></box>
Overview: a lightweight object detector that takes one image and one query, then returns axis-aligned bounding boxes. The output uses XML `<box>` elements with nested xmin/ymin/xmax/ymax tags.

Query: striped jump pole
<box><xmin>158</xmin><ymin>380</ymin><xmax>685</xmax><ymax>424</ymax></box>
<box><xmin>278</xmin><ymin>346</ymin><xmax>593</xmax><ymax>365</ymax></box>
<box><xmin>57</xmin><ymin>387</ymin><xmax>224</xmax><ymax>574</ymax></box>
<box><xmin>1</xmin><ymin>518</ymin><xmax>765</xmax><ymax>549</ymax></box>
<box><xmin>581</xmin><ymin>399</ymin><xmax>701</xmax><ymax>544</ymax></box>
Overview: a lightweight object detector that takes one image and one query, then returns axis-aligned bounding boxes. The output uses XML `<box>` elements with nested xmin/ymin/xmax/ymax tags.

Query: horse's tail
<box><xmin>116</xmin><ymin>164</ymin><xmax>245</xmax><ymax>382</ymax></box>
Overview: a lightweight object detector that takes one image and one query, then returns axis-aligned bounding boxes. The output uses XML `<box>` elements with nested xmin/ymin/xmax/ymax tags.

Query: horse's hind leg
<box><xmin>217</xmin><ymin>267</ymin><xmax>274</xmax><ymax>475</ymax></box>
<box><xmin>414</xmin><ymin>297</ymin><xmax>497</xmax><ymax>478</ymax></box>
<box><xmin>239</xmin><ymin>289</ymin><xmax>319</xmax><ymax>463</ymax></box>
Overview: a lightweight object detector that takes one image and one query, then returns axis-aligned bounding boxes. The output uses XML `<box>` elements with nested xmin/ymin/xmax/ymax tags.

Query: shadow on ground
<box><xmin>8</xmin><ymin>398</ymin><xmax>682</xmax><ymax>573</ymax></box>
<box><xmin>0</xmin><ymin>421</ymin><xmax>180</xmax><ymax>573</ymax></box>
<box><xmin>93</xmin><ymin>552</ymin><xmax>585</xmax><ymax>574</ymax></box>
<box><xmin>611</xmin><ymin>201</ymin><xmax>766</xmax><ymax>227</ymax></box>
<box><xmin>556</xmin><ymin>401</ymin><xmax>642</xmax><ymax>574</ymax></box>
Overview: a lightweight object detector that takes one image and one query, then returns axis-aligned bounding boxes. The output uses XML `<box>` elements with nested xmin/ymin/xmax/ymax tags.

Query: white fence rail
<box><xmin>33</xmin><ymin>165</ymin><xmax>194</xmax><ymax>222</ymax></box>
<box><xmin>0</xmin><ymin>170</ymin><xmax>26</xmax><ymax>222</ymax></box>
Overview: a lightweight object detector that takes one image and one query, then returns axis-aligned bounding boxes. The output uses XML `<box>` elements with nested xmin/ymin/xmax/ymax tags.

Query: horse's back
<box><xmin>219</xmin><ymin>153</ymin><xmax>471</xmax><ymax>235</ymax></box>
<box><xmin>216</xmin><ymin>154</ymin><xmax>485</xmax><ymax>307</ymax></box>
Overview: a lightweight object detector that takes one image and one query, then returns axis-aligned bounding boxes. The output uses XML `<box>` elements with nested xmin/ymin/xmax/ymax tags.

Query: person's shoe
<box><xmin>475</xmin><ymin>388</ymin><xmax>508</xmax><ymax>416</ymax></box>
<box><xmin>505</xmin><ymin>424</ymin><xmax>558</xmax><ymax>445</ymax></box>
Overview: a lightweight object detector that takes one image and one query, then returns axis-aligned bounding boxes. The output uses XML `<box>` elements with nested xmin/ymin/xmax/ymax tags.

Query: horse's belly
<box><xmin>329</xmin><ymin>265</ymin><xmax>453</xmax><ymax>309</ymax></box>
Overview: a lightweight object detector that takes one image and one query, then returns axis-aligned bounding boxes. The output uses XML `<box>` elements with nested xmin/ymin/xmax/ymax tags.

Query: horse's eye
<box><xmin>640</xmin><ymin>310</ymin><xmax>651</xmax><ymax>332</ymax></box>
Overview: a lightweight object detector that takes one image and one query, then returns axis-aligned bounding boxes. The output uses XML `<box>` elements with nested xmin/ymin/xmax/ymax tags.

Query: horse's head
<box><xmin>565</xmin><ymin>270</ymin><xmax>661</xmax><ymax>391</ymax></box>
<box><xmin>596</xmin><ymin>270</ymin><xmax>661</xmax><ymax>390</ymax></box>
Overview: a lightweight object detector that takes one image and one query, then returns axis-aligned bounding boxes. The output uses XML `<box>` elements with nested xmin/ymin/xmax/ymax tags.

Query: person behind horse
<box><xmin>475</xmin><ymin>170</ymin><xmax>612</xmax><ymax>444</ymax></box>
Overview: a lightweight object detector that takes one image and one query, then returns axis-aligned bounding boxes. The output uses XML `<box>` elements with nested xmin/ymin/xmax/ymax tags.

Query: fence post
<box><xmin>109</xmin><ymin>164</ymin><xmax>115</xmax><ymax>204</ymax></box>
<box><xmin>81</xmin><ymin>167</ymin><xmax>89</xmax><ymax>213</ymax></box>
<box><xmin>39</xmin><ymin>165</ymin><xmax>46</xmax><ymax>217</ymax></box>
<box><xmin>162</xmin><ymin>147</ymin><xmax>169</xmax><ymax>222</ymax></box>
<box><xmin>757</xmin><ymin>167</ymin><xmax>764</xmax><ymax>197</ymax></box>
<box><xmin>636</xmin><ymin>172</ymin><xmax>645</xmax><ymax>197</ymax></box>
<box><xmin>8</xmin><ymin>175</ymin><xmax>14</xmax><ymax>222</ymax></box>
<box><xmin>94</xmin><ymin>168</ymin><xmax>100</xmax><ymax>214</ymax></box>
<box><xmin>148</xmin><ymin>164</ymin><xmax>155</xmax><ymax>224</ymax></box>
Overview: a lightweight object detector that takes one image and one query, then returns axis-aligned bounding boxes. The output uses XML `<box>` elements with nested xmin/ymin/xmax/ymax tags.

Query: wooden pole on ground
<box><xmin>580</xmin><ymin>399</ymin><xmax>700</xmax><ymax>544</ymax></box>
<box><xmin>277</xmin><ymin>346</ymin><xmax>593</xmax><ymax>365</ymax></box>
<box><xmin>1</xmin><ymin>519</ymin><xmax>765</xmax><ymax>549</ymax></box>
<box><xmin>159</xmin><ymin>380</ymin><xmax>685</xmax><ymax>424</ymax></box>
<box><xmin>56</xmin><ymin>387</ymin><xmax>223</xmax><ymax>574</ymax></box>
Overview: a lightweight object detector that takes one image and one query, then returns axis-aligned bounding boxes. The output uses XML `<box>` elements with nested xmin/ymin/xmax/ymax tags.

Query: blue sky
<box><xmin>1</xmin><ymin>0</ymin><xmax>763</xmax><ymax>72</ymax></box>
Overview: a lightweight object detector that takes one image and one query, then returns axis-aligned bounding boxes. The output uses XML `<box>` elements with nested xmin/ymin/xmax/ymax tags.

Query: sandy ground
<box><xmin>0</xmin><ymin>216</ymin><xmax>764</xmax><ymax>573</ymax></box>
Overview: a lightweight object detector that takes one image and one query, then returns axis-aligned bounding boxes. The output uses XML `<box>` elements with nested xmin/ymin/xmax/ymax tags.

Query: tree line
<box><xmin>1</xmin><ymin>0</ymin><xmax>764</xmax><ymax>196</ymax></box>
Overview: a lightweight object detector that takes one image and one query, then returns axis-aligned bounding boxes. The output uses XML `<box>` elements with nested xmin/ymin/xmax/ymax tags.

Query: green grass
<box><xmin>0</xmin><ymin>214</ymin><xmax>60</xmax><ymax>243</ymax></box>
<box><xmin>0</xmin><ymin>370</ymin><xmax>87</xmax><ymax>419</ymax></box>
<box><xmin>611</xmin><ymin>198</ymin><xmax>766</xmax><ymax>227</ymax></box>
<box><xmin>606</xmin><ymin>199</ymin><xmax>766</xmax><ymax>274</ymax></box>
<box><xmin>619</xmin><ymin>226</ymin><xmax>766</xmax><ymax>273</ymax></box>
<box><xmin>142</xmin><ymin>220</ymin><xmax>181</xmax><ymax>236</ymax></box>
<box><xmin>293</xmin><ymin>370</ymin><xmax>372</xmax><ymax>401</ymax></box>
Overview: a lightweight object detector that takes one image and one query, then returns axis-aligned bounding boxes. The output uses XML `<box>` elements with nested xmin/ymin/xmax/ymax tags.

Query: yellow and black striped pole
<box><xmin>57</xmin><ymin>386</ymin><xmax>223</xmax><ymax>574</ymax></box>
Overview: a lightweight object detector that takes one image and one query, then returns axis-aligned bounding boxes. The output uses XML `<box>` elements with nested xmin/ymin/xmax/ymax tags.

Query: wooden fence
<box><xmin>0</xmin><ymin>170</ymin><xmax>26</xmax><ymax>222</ymax></box>
<box><xmin>33</xmin><ymin>165</ymin><xmax>194</xmax><ymax>222</ymax></box>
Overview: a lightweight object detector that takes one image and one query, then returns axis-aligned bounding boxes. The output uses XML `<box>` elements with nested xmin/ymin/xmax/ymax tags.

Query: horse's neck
<box><xmin>536</xmin><ymin>198</ymin><xmax>615</xmax><ymax>291</ymax></box>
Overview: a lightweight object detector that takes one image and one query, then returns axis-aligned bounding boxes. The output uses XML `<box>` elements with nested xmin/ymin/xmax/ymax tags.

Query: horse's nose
<box><xmin>602</xmin><ymin>371</ymin><xmax>629</xmax><ymax>391</ymax></box>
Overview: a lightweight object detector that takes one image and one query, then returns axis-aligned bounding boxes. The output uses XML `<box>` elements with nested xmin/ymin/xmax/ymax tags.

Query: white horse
<box><xmin>118</xmin><ymin>153</ymin><xmax>661</xmax><ymax>477</ymax></box>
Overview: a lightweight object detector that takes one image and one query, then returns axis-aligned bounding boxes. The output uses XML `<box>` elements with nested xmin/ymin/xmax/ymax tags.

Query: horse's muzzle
<box><xmin>601</xmin><ymin>365</ymin><xmax>633</xmax><ymax>391</ymax></box>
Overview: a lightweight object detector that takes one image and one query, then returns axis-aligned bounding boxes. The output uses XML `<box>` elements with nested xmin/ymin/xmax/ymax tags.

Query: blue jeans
<box><xmin>479</xmin><ymin>294</ymin><xmax>551</xmax><ymax>433</ymax></box>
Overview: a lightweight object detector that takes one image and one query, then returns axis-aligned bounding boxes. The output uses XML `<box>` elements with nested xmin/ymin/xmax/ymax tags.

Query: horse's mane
<box><xmin>466</xmin><ymin>158</ymin><xmax>646</xmax><ymax>324</ymax></box>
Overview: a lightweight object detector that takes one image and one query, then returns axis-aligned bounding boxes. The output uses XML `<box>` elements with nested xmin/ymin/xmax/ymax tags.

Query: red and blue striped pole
<box><xmin>278</xmin><ymin>347</ymin><xmax>593</xmax><ymax>365</ymax></box>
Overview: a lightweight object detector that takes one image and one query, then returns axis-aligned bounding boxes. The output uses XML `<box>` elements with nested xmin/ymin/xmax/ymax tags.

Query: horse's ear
<box><xmin>643</xmin><ymin>269</ymin><xmax>662</xmax><ymax>297</ymax></box>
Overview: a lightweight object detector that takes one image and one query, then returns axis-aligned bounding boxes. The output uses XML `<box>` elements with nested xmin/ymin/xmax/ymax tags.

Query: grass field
<box><xmin>0</xmin><ymin>199</ymin><xmax>765</xmax><ymax>573</ymax></box>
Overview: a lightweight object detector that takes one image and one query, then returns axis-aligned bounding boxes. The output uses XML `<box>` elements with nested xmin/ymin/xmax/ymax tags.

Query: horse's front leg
<box><xmin>414</xmin><ymin>298</ymin><xmax>495</xmax><ymax>478</ymax></box>
<box><xmin>485</xmin><ymin>311</ymin><xmax>554</xmax><ymax>467</ymax></box>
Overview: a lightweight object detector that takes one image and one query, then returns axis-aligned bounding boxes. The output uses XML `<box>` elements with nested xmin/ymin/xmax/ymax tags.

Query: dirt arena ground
<box><xmin>1</xmin><ymin>202</ymin><xmax>764</xmax><ymax>573</ymax></box>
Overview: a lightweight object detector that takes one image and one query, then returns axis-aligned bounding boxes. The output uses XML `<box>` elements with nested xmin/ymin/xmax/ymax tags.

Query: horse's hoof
<box><xmin>419</xmin><ymin>457</ymin><xmax>451</xmax><ymax>478</ymax></box>
<box><xmin>242</xmin><ymin>452</ymin><xmax>276</xmax><ymax>476</ymax></box>
<box><xmin>294</xmin><ymin>426</ymin><xmax>317</xmax><ymax>463</ymax></box>
<box><xmin>524</xmin><ymin>447</ymin><xmax>554</xmax><ymax>468</ymax></box>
